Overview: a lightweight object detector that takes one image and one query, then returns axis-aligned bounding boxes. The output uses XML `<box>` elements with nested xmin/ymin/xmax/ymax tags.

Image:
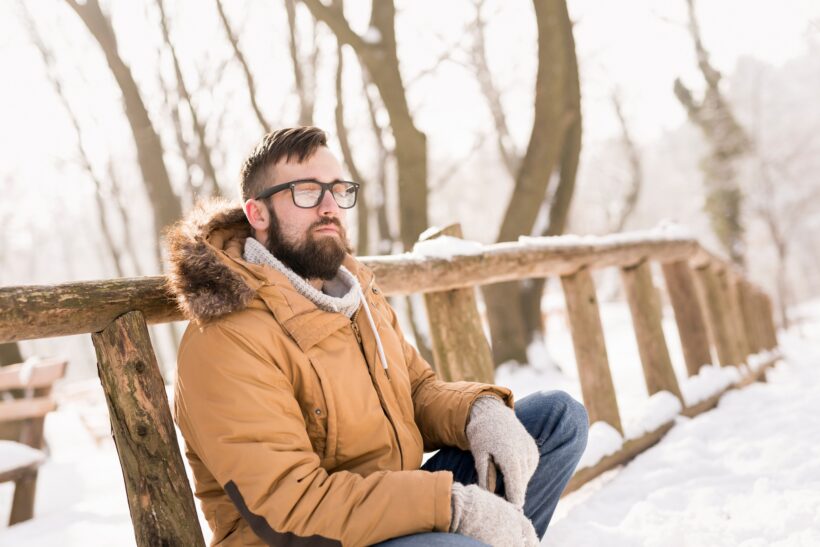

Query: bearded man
<box><xmin>167</xmin><ymin>127</ymin><xmax>588</xmax><ymax>546</ymax></box>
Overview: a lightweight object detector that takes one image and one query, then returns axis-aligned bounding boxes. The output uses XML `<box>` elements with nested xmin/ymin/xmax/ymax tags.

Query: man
<box><xmin>167</xmin><ymin>127</ymin><xmax>588</xmax><ymax>546</ymax></box>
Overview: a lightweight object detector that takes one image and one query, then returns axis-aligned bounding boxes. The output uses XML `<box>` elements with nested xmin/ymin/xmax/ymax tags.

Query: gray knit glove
<box><xmin>450</xmin><ymin>483</ymin><xmax>539</xmax><ymax>547</ymax></box>
<box><xmin>466</xmin><ymin>396</ymin><xmax>539</xmax><ymax>508</ymax></box>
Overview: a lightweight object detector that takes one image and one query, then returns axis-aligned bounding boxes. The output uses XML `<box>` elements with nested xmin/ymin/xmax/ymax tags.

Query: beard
<box><xmin>264</xmin><ymin>202</ymin><xmax>352</xmax><ymax>281</ymax></box>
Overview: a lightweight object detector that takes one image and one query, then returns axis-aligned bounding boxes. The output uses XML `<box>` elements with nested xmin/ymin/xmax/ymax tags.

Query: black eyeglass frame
<box><xmin>255</xmin><ymin>179</ymin><xmax>360</xmax><ymax>209</ymax></box>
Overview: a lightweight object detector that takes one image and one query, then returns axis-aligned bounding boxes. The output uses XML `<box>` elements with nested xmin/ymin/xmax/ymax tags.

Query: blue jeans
<box><xmin>374</xmin><ymin>390</ymin><xmax>589</xmax><ymax>546</ymax></box>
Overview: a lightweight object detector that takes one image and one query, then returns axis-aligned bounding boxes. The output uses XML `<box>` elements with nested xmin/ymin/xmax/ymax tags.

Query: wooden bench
<box><xmin>0</xmin><ymin>229</ymin><xmax>781</xmax><ymax>545</ymax></box>
<box><xmin>0</xmin><ymin>358</ymin><xmax>67</xmax><ymax>525</ymax></box>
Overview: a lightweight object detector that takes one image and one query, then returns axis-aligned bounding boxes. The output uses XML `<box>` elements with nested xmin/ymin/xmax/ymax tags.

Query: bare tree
<box><xmin>469</xmin><ymin>0</ymin><xmax>520</xmax><ymax>177</ymax></box>
<box><xmin>215</xmin><ymin>0</ymin><xmax>271</xmax><ymax>133</ymax></box>
<box><xmin>286</xmin><ymin>0</ymin><xmax>318</xmax><ymax>126</ymax></box>
<box><xmin>674</xmin><ymin>0</ymin><xmax>751</xmax><ymax>267</ymax></box>
<box><xmin>107</xmin><ymin>161</ymin><xmax>145</xmax><ymax>276</ymax></box>
<box><xmin>300</xmin><ymin>0</ymin><xmax>429</xmax><ymax>251</ymax></box>
<box><xmin>610</xmin><ymin>91</ymin><xmax>643</xmax><ymax>233</ymax></box>
<box><xmin>362</xmin><ymin>72</ymin><xmax>395</xmax><ymax>255</ymax></box>
<box><xmin>156</xmin><ymin>0</ymin><xmax>222</xmax><ymax>198</ymax></box>
<box><xmin>22</xmin><ymin>4</ymin><xmax>129</xmax><ymax>277</ymax></box>
<box><xmin>333</xmin><ymin>36</ymin><xmax>369</xmax><ymax>255</ymax></box>
<box><xmin>749</xmin><ymin>149</ymin><xmax>820</xmax><ymax>328</ymax></box>
<box><xmin>64</xmin><ymin>0</ymin><xmax>182</xmax><ymax>272</ymax></box>
<box><xmin>481</xmin><ymin>0</ymin><xmax>582</xmax><ymax>365</ymax></box>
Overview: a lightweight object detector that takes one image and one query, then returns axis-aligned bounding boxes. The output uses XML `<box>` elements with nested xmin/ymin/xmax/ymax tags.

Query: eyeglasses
<box><xmin>255</xmin><ymin>179</ymin><xmax>360</xmax><ymax>209</ymax></box>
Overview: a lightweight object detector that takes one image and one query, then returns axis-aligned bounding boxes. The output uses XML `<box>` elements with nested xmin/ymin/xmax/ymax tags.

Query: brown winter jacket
<box><xmin>166</xmin><ymin>200</ymin><xmax>513</xmax><ymax>546</ymax></box>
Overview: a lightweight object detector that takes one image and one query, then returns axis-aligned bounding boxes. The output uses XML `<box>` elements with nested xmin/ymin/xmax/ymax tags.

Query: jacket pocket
<box><xmin>300</xmin><ymin>397</ymin><xmax>328</xmax><ymax>459</ymax></box>
<box><xmin>302</xmin><ymin>357</ymin><xmax>335</xmax><ymax>464</ymax></box>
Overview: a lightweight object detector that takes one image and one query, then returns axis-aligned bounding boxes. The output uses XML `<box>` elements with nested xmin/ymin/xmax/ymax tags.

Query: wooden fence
<box><xmin>0</xmin><ymin>228</ymin><xmax>779</xmax><ymax>546</ymax></box>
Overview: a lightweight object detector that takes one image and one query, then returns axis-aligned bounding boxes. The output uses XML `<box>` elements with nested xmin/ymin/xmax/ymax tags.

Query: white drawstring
<box><xmin>358</xmin><ymin>285</ymin><xmax>390</xmax><ymax>379</ymax></box>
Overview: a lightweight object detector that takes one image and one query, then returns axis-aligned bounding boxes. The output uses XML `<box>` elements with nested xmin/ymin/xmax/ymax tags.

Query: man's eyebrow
<box><xmin>290</xmin><ymin>177</ymin><xmax>347</xmax><ymax>183</ymax></box>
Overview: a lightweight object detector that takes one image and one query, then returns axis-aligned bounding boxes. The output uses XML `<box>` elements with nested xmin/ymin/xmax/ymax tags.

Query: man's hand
<box><xmin>450</xmin><ymin>483</ymin><xmax>539</xmax><ymax>547</ymax></box>
<box><xmin>466</xmin><ymin>396</ymin><xmax>539</xmax><ymax>508</ymax></box>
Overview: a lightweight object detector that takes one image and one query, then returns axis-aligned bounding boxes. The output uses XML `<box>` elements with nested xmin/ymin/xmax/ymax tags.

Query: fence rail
<box><xmin>1</xmin><ymin>232</ymin><xmax>726</xmax><ymax>342</ymax></box>
<box><xmin>0</xmin><ymin>228</ymin><xmax>780</xmax><ymax>546</ymax></box>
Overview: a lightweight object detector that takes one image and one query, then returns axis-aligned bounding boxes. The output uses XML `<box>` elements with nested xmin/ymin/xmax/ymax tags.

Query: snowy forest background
<box><xmin>2</xmin><ymin>0</ymin><xmax>820</xmax><ymax>380</ymax></box>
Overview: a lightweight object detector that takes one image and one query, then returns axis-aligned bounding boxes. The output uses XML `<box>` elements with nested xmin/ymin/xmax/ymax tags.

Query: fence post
<box><xmin>661</xmin><ymin>260</ymin><xmax>713</xmax><ymax>376</ymax></box>
<box><xmin>420</xmin><ymin>225</ymin><xmax>495</xmax><ymax>383</ymax></box>
<box><xmin>92</xmin><ymin>311</ymin><xmax>205</xmax><ymax>547</ymax></box>
<box><xmin>738</xmin><ymin>281</ymin><xmax>763</xmax><ymax>355</ymax></box>
<box><xmin>560</xmin><ymin>267</ymin><xmax>623</xmax><ymax>434</ymax></box>
<box><xmin>621</xmin><ymin>260</ymin><xmax>683</xmax><ymax>402</ymax></box>
<box><xmin>717</xmin><ymin>269</ymin><xmax>751</xmax><ymax>363</ymax></box>
<box><xmin>692</xmin><ymin>265</ymin><xmax>738</xmax><ymax>366</ymax></box>
<box><xmin>761</xmin><ymin>293</ymin><xmax>779</xmax><ymax>349</ymax></box>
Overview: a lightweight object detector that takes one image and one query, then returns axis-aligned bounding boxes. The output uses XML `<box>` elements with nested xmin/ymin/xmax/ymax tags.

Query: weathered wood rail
<box><xmin>0</xmin><ymin>228</ymin><xmax>780</xmax><ymax>545</ymax></box>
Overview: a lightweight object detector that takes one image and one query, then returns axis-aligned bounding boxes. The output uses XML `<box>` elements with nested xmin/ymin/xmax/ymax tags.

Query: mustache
<box><xmin>311</xmin><ymin>217</ymin><xmax>342</xmax><ymax>230</ymax></box>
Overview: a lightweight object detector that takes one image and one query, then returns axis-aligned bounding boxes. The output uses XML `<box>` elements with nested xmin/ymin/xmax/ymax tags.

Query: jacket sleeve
<box><xmin>174</xmin><ymin>322</ymin><xmax>452</xmax><ymax>546</ymax></box>
<box><xmin>382</xmin><ymin>299</ymin><xmax>514</xmax><ymax>451</ymax></box>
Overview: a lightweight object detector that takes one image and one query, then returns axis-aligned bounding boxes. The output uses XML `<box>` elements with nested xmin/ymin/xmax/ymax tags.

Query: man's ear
<box><xmin>243</xmin><ymin>199</ymin><xmax>269</xmax><ymax>232</ymax></box>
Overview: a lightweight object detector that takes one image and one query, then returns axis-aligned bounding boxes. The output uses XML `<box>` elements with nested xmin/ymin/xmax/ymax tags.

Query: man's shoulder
<box><xmin>178</xmin><ymin>306</ymin><xmax>286</xmax><ymax>362</ymax></box>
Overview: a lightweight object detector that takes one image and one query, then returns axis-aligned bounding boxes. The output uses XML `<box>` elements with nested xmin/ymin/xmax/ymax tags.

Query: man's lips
<box><xmin>314</xmin><ymin>225</ymin><xmax>339</xmax><ymax>235</ymax></box>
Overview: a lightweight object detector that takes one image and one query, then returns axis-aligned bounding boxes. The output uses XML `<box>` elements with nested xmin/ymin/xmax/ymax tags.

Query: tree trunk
<box><xmin>65</xmin><ymin>0</ymin><xmax>181</xmax><ymax>259</ymax></box>
<box><xmin>674</xmin><ymin>0</ymin><xmax>751</xmax><ymax>267</ymax></box>
<box><xmin>286</xmin><ymin>0</ymin><xmax>316</xmax><ymax>126</ymax></box>
<box><xmin>333</xmin><ymin>38</ymin><xmax>369</xmax><ymax>255</ymax></box>
<box><xmin>362</xmin><ymin>70</ymin><xmax>395</xmax><ymax>254</ymax></box>
<box><xmin>300</xmin><ymin>0</ymin><xmax>428</xmax><ymax>250</ymax></box>
<box><xmin>484</xmin><ymin>0</ymin><xmax>580</xmax><ymax>365</ymax></box>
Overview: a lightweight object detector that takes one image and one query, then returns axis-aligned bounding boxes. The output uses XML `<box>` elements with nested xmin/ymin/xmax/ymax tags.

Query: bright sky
<box><xmin>2</xmin><ymin>0</ymin><xmax>817</xmax><ymax>168</ymax></box>
<box><xmin>0</xmin><ymin>0</ymin><xmax>818</xmax><ymax>281</ymax></box>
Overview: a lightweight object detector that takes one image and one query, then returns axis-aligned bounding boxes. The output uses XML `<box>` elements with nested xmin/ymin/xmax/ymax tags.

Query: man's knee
<box><xmin>558</xmin><ymin>392</ymin><xmax>588</xmax><ymax>456</ymax></box>
<box><xmin>521</xmin><ymin>390</ymin><xmax>588</xmax><ymax>452</ymax></box>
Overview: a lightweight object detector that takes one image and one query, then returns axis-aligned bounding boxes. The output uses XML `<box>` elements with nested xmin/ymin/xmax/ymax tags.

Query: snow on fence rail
<box><xmin>0</xmin><ymin>226</ymin><xmax>780</xmax><ymax>546</ymax></box>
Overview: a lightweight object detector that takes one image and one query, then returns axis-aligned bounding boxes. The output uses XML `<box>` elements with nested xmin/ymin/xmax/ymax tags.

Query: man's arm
<box><xmin>175</xmin><ymin>322</ymin><xmax>452</xmax><ymax>545</ymax></box>
<box><xmin>380</xmin><ymin>299</ymin><xmax>514</xmax><ymax>451</ymax></box>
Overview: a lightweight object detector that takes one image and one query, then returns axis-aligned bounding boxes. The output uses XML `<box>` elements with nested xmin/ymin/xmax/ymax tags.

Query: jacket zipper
<box><xmin>351</xmin><ymin>283</ymin><xmax>404</xmax><ymax>467</ymax></box>
<box><xmin>350</xmin><ymin>309</ymin><xmax>363</xmax><ymax>344</ymax></box>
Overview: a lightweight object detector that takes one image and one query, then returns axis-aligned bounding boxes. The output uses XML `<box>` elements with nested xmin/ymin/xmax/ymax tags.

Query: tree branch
<box><xmin>214</xmin><ymin>0</ymin><xmax>270</xmax><ymax>132</ymax></box>
<box><xmin>157</xmin><ymin>0</ymin><xmax>221</xmax><ymax>197</ymax></box>
<box><xmin>300</xmin><ymin>0</ymin><xmax>365</xmax><ymax>50</ymax></box>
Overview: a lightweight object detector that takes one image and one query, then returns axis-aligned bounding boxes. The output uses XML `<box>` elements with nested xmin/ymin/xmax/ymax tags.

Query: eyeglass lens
<box><xmin>292</xmin><ymin>182</ymin><xmax>357</xmax><ymax>208</ymax></box>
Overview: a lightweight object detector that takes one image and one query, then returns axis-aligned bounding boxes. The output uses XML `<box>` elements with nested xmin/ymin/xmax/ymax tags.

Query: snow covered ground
<box><xmin>1</xmin><ymin>299</ymin><xmax>818</xmax><ymax>546</ymax></box>
<box><xmin>545</xmin><ymin>327</ymin><xmax>820</xmax><ymax>546</ymax></box>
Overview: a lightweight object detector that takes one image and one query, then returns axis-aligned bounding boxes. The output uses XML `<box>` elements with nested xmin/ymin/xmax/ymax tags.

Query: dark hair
<box><xmin>239</xmin><ymin>127</ymin><xmax>328</xmax><ymax>201</ymax></box>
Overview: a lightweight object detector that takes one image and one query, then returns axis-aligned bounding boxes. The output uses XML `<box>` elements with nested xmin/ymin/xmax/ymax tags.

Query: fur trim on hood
<box><xmin>164</xmin><ymin>199</ymin><xmax>256</xmax><ymax>323</ymax></box>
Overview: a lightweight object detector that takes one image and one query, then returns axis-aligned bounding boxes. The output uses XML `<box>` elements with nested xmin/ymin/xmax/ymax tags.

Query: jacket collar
<box><xmin>165</xmin><ymin>199</ymin><xmax>374</xmax><ymax>350</ymax></box>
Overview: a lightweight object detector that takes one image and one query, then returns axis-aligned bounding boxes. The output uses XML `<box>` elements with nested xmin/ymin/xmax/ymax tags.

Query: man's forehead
<box><xmin>270</xmin><ymin>147</ymin><xmax>344</xmax><ymax>183</ymax></box>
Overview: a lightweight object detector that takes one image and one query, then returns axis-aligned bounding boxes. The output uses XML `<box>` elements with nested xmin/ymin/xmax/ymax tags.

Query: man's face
<box><xmin>262</xmin><ymin>147</ymin><xmax>353</xmax><ymax>280</ymax></box>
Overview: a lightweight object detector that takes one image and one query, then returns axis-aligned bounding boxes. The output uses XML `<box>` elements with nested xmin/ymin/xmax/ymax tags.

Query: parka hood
<box><xmin>164</xmin><ymin>198</ymin><xmax>368</xmax><ymax>325</ymax></box>
<box><xmin>165</xmin><ymin>199</ymin><xmax>258</xmax><ymax>323</ymax></box>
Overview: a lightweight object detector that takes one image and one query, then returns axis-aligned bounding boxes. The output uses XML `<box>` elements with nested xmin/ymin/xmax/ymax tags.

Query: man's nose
<box><xmin>317</xmin><ymin>187</ymin><xmax>341</xmax><ymax>216</ymax></box>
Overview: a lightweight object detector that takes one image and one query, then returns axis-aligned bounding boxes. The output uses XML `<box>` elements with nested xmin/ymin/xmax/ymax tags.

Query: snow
<box><xmin>411</xmin><ymin>235</ymin><xmax>485</xmax><ymax>258</ymax></box>
<box><xmin>623</xmin><ymin>391</ymin><xmax>682</xmax><ymax>441</ymax></box>
<box><xmin>545</xmin><ymin>327</ymin><xmax>820</xmax><ymax>546</ymax></box>
<box><xmin>0</xmin><ymin>441</ymin><xmax>44</xmax><ymax>475</ymax></box>
<box><xmin>368</xmin><ymin>224</ymin><xmax>701</xmax><ymax>267</ymax></box>
<box><xmin>1</xmin><ymin>302</ymin><xmax>818</xmax><ymax>546</ymax></box>
<box><xmin>361</xmin><ymin>26</ymin><xmax>381</xmax><ymax>44</ymax></box>
<box><xmin>680</xmin><ymin>363</ymin><xmax>740</xmax><ymax>406</ymax></box>
<box><xmin>577</xmin><ymin>422</ymin><xmax>623</xmax><ymax>470</ymax></box>
<box><xmin>518</xmin><ymin>221</ymin><xmax>696</xmax><ymax>247</ymax></box>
